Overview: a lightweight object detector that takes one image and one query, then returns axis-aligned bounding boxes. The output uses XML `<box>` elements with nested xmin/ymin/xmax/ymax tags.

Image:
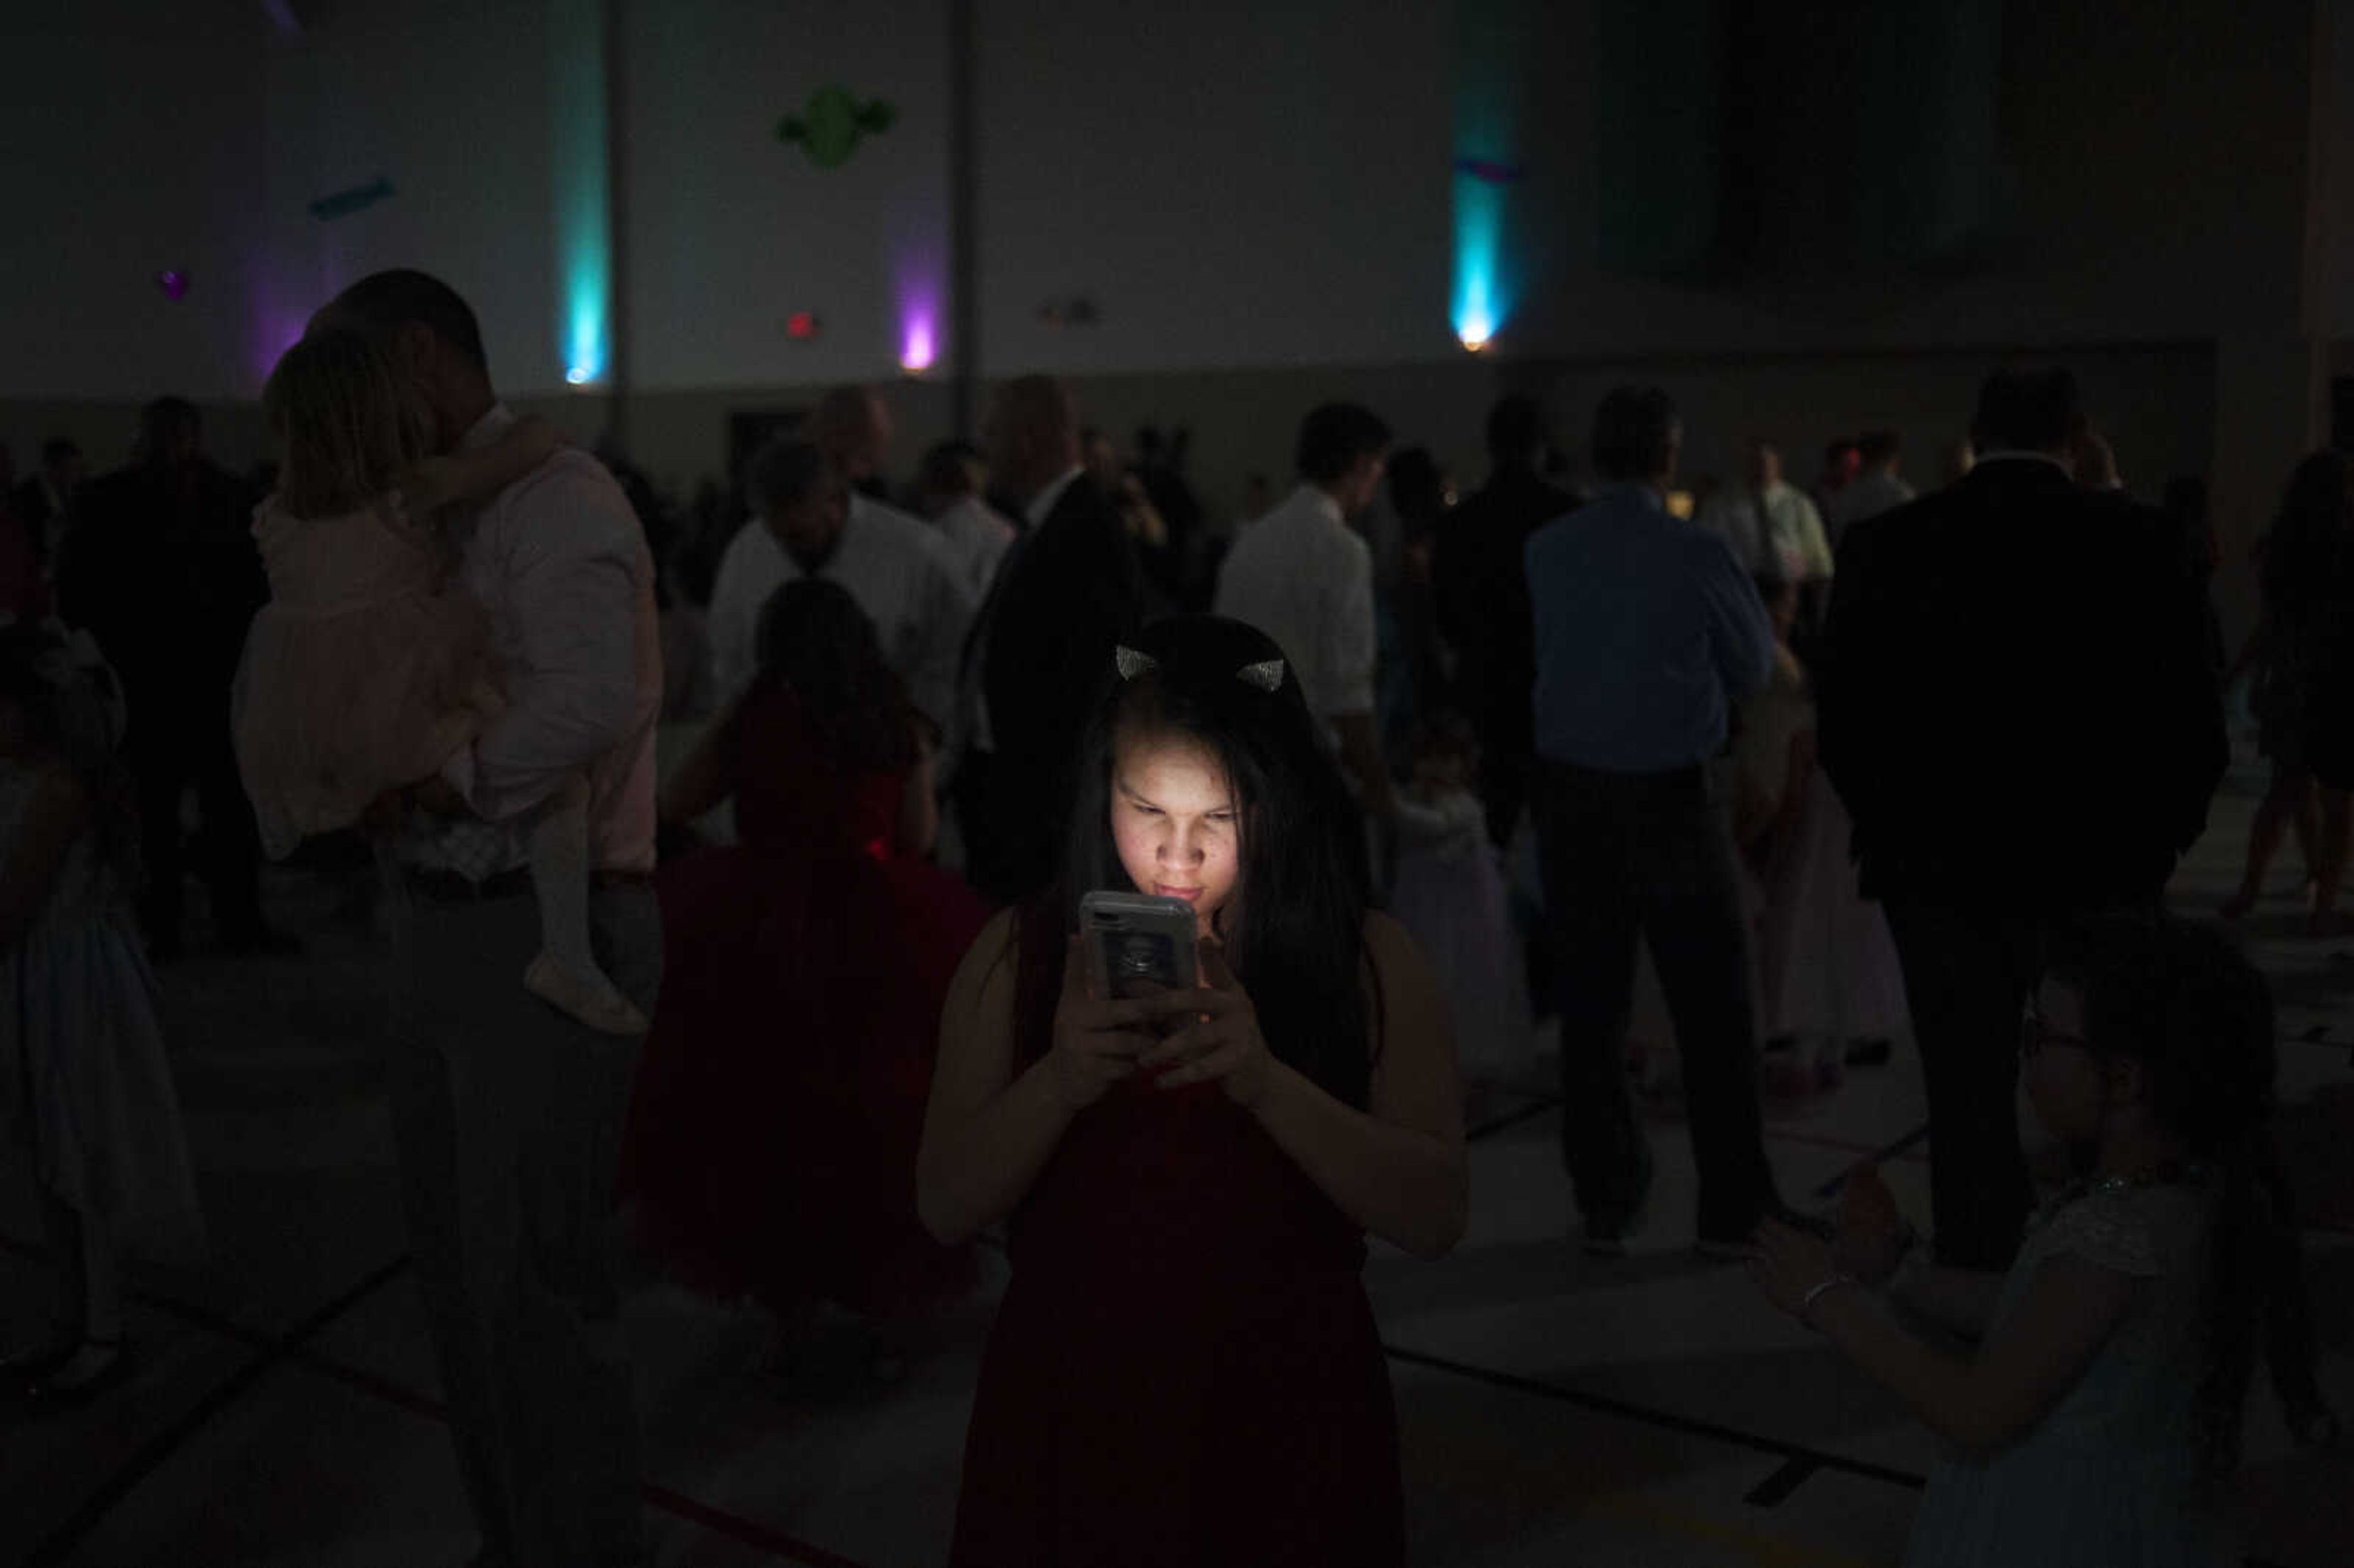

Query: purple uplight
<box><xmin>899</xmin><ymin>311</ymin><xmax>936</xmax><ymax>374</ymax></box>
<box><xmin>156</xmin><ymin>269</ymin><xmax>191</xmax><ymax>302</ymax></box>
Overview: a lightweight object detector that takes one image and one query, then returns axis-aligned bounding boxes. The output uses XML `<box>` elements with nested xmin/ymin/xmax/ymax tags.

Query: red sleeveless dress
<box><xmin>947</xmin><ymin>905</ymin><xmax>1404</xmax><ymax>1567</ymax></box>
<box><xmin>620</xmin><ymin>682</ymin><xmax>988</xmax><ymax>1317</ymax></box>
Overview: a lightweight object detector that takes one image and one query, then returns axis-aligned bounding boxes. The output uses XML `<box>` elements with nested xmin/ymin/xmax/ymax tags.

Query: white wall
<box><xmin>0</xmin><ymin>0</ymin><xmax>2327</xmax><ymax>584</ymax></box>
<box><xmin>970</xmin><ymin>0</ymin><xmax>1455</xmax><ymax>375</ymax></box>
<box><xmin>1474</xmin><ymin>0</ymin><xmax>2313</xmax><ymax>359</ymax></box>
<box><xmin>0</xmin><ymin>13</ymin><xmax>268</xmax><ymax>401</ymax></box>
<box><xmin>253</xmin><ymin>2</ymin><xmax>569</xmax><ymax>395</ymax></box>
<box><xmin>620</xmin><ymin>0</ymin><xmax>951</xmax><ymax>390</ymax></box>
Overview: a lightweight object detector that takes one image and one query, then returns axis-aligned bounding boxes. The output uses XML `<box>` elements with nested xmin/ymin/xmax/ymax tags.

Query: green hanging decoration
<box><xmin>777</xmin><ymin>86</ymin><xmax>897</xmax><ymax>169</ymax></box>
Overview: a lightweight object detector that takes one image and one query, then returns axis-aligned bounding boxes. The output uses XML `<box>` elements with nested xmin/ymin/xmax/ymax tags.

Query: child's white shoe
<box><xmin>524</xmin><ymin>951</ymin><xmax>650</xmax><ymax>1035</ymax></box>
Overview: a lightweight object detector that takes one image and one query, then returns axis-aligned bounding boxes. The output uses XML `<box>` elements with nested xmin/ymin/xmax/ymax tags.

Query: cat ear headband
<box><xmin>1114</xmin><ymin>644</ymin><xmax>1286</xmax><ymax>693</ymax></box>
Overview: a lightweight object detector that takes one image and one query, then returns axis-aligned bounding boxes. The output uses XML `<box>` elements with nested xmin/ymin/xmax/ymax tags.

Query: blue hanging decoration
<box><xmin>308</xmin><ymin>176</ymin><xmax>397</xmax><ymax>221</ymax></box>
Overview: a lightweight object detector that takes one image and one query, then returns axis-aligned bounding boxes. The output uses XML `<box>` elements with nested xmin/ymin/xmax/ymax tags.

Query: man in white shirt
<box><xmin>706</xmin><ymin>437</ymin><xmax>973</xmax><ymax>736</ymax></box>
<box><xmin>1699</xmin><ymin>441</ymin><xmax>1834</xmax><ymax>581</ymax></box>
<box><xmin>316</xmin><ymin>268</ymin><xmax>661</xmax><ymax>1568</ymax></box>
<box><xmin>1825</xmin><ymin>428</ymin><xmax>1916</xmax><ymax>547</ymax></box>
<box><xmin>913</xmin><ymin>438</ymin><xmax>1016</xmax><ymax>603</ymax></box>
<box><xmin>1213</xmin><ymin>402</ymin><xmax>1397</xmax><ymax>817</ymax></box>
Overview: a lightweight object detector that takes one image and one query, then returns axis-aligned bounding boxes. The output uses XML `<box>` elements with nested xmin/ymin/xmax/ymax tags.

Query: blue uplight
<box><xmin>552</xmin><ymin>0</ymin><xmax>609</xmax><ymax>388</ymax></box>
<box><xmin>1452</xmin><ymin>175</ymin><xmax>1508</xmax><ymax>352</ymax></box>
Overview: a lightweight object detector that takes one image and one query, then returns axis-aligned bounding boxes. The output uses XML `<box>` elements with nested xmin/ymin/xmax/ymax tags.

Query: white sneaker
<box><xmin>524</xmin><ymin>951</ymin><xmax>650</xmax><ymax>1036</ymax></box>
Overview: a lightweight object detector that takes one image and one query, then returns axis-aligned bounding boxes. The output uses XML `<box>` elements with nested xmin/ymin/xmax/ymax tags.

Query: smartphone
<box><xmin>1079</xmin><ymin>891</ymin><xmax>1199</xmax><ymax>999</ymax></box>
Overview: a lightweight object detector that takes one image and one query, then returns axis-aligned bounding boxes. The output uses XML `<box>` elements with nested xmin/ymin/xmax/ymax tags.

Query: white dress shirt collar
<box><xmin>1971</xmin><ymin>450</ymin><xmax>2073</xmax><ymax>475</ymax></box>
<box><xmin>1287</xmin><ymin>482</ymin><xmax>1347</xmax><ymax>528</ymax></box>
<box><xmin>1026</xmin><ymin>465</ymin><xmax>1086</xmax><ymax>530</ymax></box>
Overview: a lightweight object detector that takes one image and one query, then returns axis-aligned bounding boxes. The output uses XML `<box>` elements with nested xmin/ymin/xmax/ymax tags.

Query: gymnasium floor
<box><xmin>4</xmin><ymin>740</ymin><xmax>2348</xmax><ymax>1567</ymax></box>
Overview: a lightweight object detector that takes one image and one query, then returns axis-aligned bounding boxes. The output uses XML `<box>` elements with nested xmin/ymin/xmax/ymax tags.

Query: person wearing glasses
<box><xmin>1750</xmin><ymin>915</ymin><xmax>2315</xmax><ymax>1568</ymax></box>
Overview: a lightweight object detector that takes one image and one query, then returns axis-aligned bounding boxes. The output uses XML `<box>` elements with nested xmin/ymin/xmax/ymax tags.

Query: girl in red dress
<box><xmin>920</xmin><ymin>614</ymin><xmax>1468</xmax><ymax>1567</ymax></box>
<box><xmin>622</xmin><ymin>577</ymin><xmax>986</xmax><ymax>1342</ymax></box>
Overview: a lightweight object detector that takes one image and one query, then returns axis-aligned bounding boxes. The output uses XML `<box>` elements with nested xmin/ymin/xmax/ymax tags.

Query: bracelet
<box><xmin>1799</xmin><ymin>1273</ymin><xmax>1860</xmax><ymax>1328</ymax></box>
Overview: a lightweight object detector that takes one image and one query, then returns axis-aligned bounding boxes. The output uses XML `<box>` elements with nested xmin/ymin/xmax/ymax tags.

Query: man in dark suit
<box><xmin>958</xmin><ymin>375</ymin><xmax>1146</xmax><ymax>905</ymax></box>
<box><xmin>58</xmin><ymin>398</ymin><xmax>280</xmax><ymax>958</ymax></box>
<box><xmin>1433</xmin><ymin>394</ymin><xmax>1579</xmax><ymax>848</ymax></box>
<box><xmin>1816</xmin><ymin>367</ymin><xmax>2227</xmax><ymax>1270</ymax></box>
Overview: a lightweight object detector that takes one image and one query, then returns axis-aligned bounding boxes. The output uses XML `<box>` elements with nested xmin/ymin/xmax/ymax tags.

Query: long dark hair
<box><xmin>2258</xmin><ymin>450</ymin><xmax>2349</xmax><ymax>617</ymax></box>
<box><xmin>2040</xmin><ymin>913</ymin><xmax>2282</xmax><ymax>1484</ymax></box>
<box><xmin>1052</xmin><ymin>615</ymin><xmax>1376</xmax><ymax>1108</ymax></box>
<box><xmin>748</xmin><ymin>579</ymin><xmax>918</xmax><ymax>775</ymax></box>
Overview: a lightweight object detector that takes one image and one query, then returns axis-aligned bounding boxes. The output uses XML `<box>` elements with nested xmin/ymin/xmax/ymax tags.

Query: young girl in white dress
<box><xmin>1732</xmin><ymin>572</ymin><xmax>1907</xmax><ymax>1091</ymax></box>
<box><xmin>1751</xmin><ymin>913</ymin><xmax>2302</xmax><ymax>1567</ymax></box>
<box><xmin>233</xmin><ymin>329</ymin><xmax>644</xmax><ymax>1034</ymax></box>
<box><xmin>0</xmin><ymin>620</ymin><xmax>205</xmax><ymax>1401</ymax></box>
<box><xmin>1388</xmin><ymin>714</ymin><xmax>1532</xmax><ymax>1089</ymax></box>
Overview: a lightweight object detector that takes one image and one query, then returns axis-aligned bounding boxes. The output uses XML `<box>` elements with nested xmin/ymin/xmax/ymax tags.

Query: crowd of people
<box><xmin>0</xmin><ymin>265</ymin><xmax>2345</xmax><ymax>1566</ymax></box>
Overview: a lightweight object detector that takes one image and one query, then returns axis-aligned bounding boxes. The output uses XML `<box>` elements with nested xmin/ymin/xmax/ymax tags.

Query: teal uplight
<box><xmin>550</xmin><ymin>0</ymin><xmax>610</xmax><ymax>387</ymax></box>
<box><xmin>1452</xmin><ymin>177</ymin><xmax>1506</xmax><ymax>351</ymax></box>
<box><xmin>1453</xmin><ymin>0</ymin><xmax>1525</xmax><ymax>353</ymax></box>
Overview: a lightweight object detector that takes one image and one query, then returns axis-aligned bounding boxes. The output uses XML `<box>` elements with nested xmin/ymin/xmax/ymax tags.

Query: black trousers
<box><xmin>1877</xmin><ymin>899</ymin><xmax>2066</xmax><ymax>1271</ymax></box>
<box><xmin>129</xmin><ymin>685</ymin><xmax>263</xmax><ymax>947</ymax></box>
<box><xmin>1533</xmin><ymin>759</ymin><xmax>1775</xmax><ymax>1237</ymax></box>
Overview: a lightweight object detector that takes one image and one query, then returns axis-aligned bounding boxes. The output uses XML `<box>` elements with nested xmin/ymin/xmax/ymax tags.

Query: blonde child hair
<box><xmin>262</xmin><ymin>329</ymin><xmax>436</xmax><ymax>521</ymax></box>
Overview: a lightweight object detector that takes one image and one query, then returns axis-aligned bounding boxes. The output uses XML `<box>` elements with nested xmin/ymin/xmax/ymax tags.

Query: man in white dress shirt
<box><xmin>1213</xmin><ymin>402</ymin><xmax>1398</xmax><ymax>818</ymax></box>
<box><xmin>316</xmin><ymin>269</ymin><xmax>661</xmax><ymax>1568</ymax></box>
<box><xmin>1699</xmin><ymin>440</ymin><xmax>1834</xmax><ymax>580</ymax></box>
<box><xmin>1825</xmin><ymin>428</ymin><xmax>1915</xmax><ymax>547</ymax></box>
<box><xmin>913</xmin><ymin>438</ymin><xmax>1016</xmax><ymax>603</ymax></box>
<box><xmin>706</xmin><ymin>424</ymin><xmax>973</xmax><ymax>736</ymax></box>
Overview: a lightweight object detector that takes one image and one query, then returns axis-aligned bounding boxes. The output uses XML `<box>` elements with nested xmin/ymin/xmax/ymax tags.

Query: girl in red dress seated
<box><xmin>622</xmin><ymin>577</ymin><xmax>987</xmax><ymax>1342</ymax></box>
<box><xmin>920</xmin><ymin>614</ymin><xmax>1468</xmax><ymax>1567</ymax></box>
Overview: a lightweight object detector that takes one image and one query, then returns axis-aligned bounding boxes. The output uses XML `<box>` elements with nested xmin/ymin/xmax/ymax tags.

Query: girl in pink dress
<box><xmin>232</xmin><ymin>329</ymin><xmax>644</xmax><ymax>1034</ymax></box>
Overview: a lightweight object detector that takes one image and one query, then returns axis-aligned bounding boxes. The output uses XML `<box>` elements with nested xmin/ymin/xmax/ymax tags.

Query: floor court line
<box><xmin>1382</xmin><ymin>1343</ymin><xmax>1929</xmax><ymax>1493</ymax></box>
<box><xmin>1466</xmin><ymin>1087</ymin><xmax>1937</xmax><ymax>1171</ymax></box>
<box><xmin>19</xmin><ymin>1250</ymin><xmax>411</xmax><ymax>1568</ymax></box>
<box><xmin>6</xmin><ymin>1231</ymin><xmax>1921</xmax><ymax>1564</ymax></box>
<box><xmin>0</xmin><ymin>1233</ymin><xmax>878</xmax><ymax>1568</ymax></box>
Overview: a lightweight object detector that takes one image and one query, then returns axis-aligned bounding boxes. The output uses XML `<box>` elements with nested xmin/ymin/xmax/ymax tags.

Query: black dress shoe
<box><xmin>25</xmin><ymin>1338</ymin><xmax>133</xmax><ymax>1407</ymax></box>
<box><xmin>0</xmin><ymin>1336</ymin><xmax>80</xmax><ymax>1389</ymax></box>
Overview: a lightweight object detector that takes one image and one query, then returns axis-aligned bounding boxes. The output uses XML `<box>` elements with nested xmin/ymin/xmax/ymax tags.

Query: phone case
<box><xmin>1080</xmin><ymin>891</ymin><xmax>1199</xmax><ymax>996</ymax></box>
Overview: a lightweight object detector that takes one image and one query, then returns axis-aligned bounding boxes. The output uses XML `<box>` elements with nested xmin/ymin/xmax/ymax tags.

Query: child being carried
<box><xmin>232</xmin><ymin>329</ymin><xmax>646</xmax><ymax>1035</ymax></box>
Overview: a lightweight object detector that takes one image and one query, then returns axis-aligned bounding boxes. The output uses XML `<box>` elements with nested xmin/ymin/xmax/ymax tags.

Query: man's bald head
<box><xmin>810</xmin><ymin>384</ymin><xmax>892</xmax><ymax>483</ymax></box>
<box><xmin>985</xmin><ymin>375</ymin><xmax>1081</xmax><ymax>506</ymax></box>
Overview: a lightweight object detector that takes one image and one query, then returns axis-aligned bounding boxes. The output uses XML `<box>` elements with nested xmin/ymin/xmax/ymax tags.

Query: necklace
<box><xmin>2040</xmin><ymin>1160</ymin><xmax>2205</xmax><ymax>1220</ymax></box>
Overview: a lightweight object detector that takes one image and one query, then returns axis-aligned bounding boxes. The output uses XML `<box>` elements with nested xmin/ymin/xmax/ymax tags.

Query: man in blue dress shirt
<box><xmin>1525</xmin><ymin>386</ymin><xmax>1781</xmax><ymax>1255</ymax></box>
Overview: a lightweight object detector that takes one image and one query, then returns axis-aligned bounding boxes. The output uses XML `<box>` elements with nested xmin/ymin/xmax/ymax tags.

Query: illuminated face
<box><xmin>1110</xmin><ymin>729</ymin><xmax>1241</xmax><ymax>939</ymax></box>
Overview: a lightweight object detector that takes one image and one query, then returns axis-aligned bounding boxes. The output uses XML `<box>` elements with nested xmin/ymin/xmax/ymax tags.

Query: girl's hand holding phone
<box><xmin>1138</xmin><ymin>939</ymin><xmax>1274</xmax><ymax>1108</ymax></box>
<box><xmin>1047</xmin><ymin>935</ymin><xmax>1159</xmax><ymax>1113</ymax></box>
